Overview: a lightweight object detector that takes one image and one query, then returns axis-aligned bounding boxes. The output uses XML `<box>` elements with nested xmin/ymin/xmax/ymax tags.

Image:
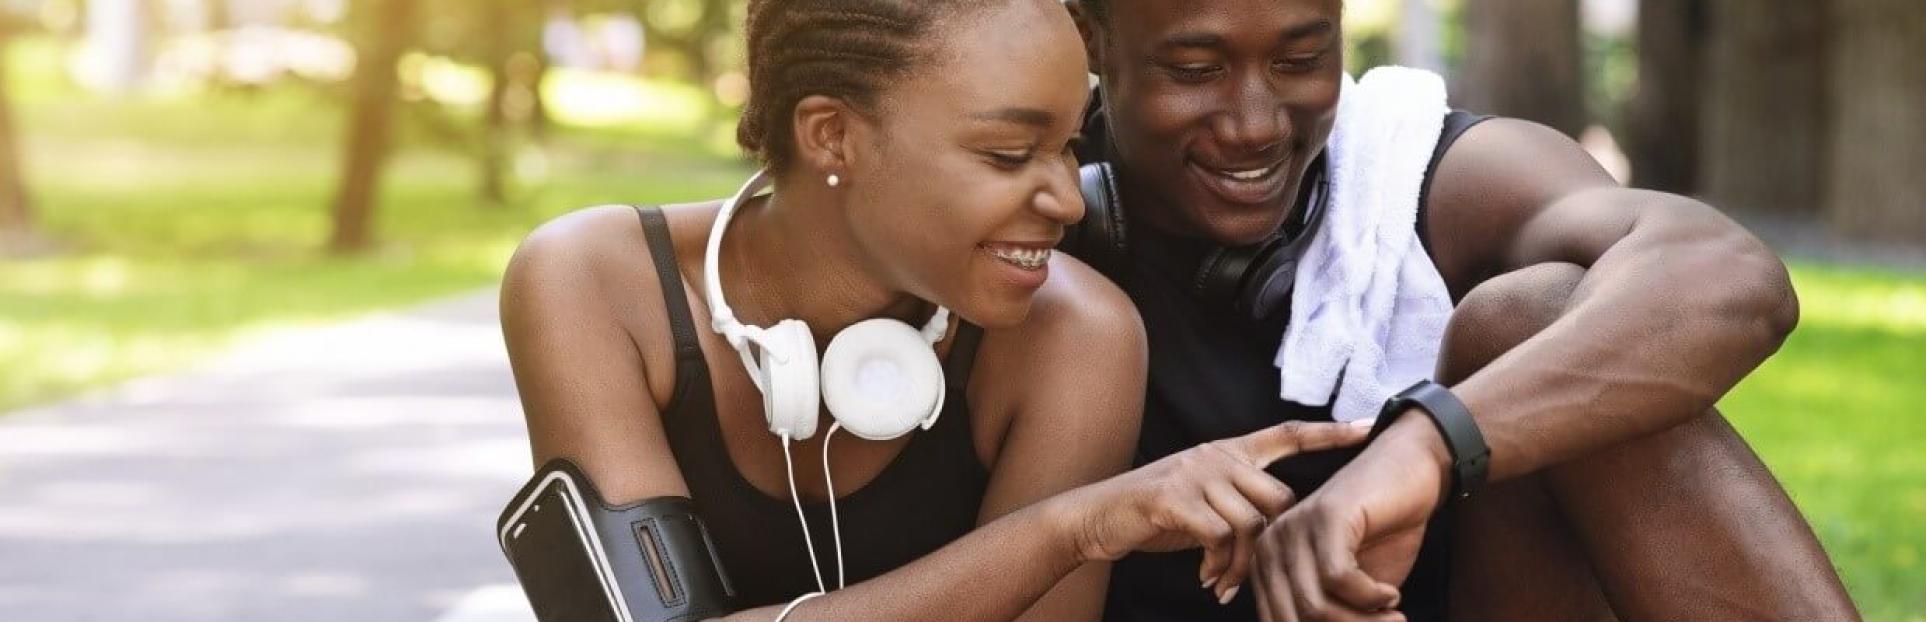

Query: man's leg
<box><xmin>1436</xmin><ymin>262</ymin><xmax>1857</xmax><ymax>621</ymax></box>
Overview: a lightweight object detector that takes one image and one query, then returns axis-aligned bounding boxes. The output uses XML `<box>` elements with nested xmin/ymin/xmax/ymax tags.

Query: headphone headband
<box><xmin>701</xmin><ymin>171</ymin><xmax>952</xmax><ymax>352</ymax></box>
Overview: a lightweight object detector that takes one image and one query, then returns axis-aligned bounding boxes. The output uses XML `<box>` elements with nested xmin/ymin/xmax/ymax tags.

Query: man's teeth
<box><xmin>986</xmin><ymin>246</ymin><xmax>1051</xmax><ymax>269</ymax></box>
<box><xmin>1219</xmin><ymin>166</ymin><xmax>1273</xmax><ymax>181</ymax></box>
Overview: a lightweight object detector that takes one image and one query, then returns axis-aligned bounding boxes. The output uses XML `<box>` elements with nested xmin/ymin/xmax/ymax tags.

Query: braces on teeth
<box><xmin>989</xmin><ymin>247</ymin><xmax>1050</xmax><ymax>269</ymax></box>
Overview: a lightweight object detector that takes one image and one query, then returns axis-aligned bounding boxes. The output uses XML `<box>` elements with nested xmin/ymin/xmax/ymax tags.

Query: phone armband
<box><xmin>497</xmin><ymin>459</ymin><xmax>736</xmax><ymax>622</ymax></box>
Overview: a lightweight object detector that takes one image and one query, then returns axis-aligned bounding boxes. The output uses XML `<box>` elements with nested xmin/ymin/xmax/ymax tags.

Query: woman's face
<box><xmin>838</xmin><ymin>0</ymin><xmax>1092</xmax><ymax>328</ymax></box>
<box><xmin>1091</xmin><ymin>0</ymin><xmax>1344</xmax><ymax>245</ymax></box>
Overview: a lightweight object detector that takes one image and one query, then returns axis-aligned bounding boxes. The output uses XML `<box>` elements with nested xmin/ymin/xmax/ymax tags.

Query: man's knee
<box><xmin>1438</xmin><ymin>262</ymin><xmax>1586</xmax><ymax>383</ymax></box>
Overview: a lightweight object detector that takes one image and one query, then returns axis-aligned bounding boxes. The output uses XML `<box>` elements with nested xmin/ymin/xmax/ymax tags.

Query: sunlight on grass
<box><xmin>0</xmin><ymin>40</ymin><xmax>749</xmax><ymax>412</ymax></box>
<box><xmin>1792</xmin><ymin>265</ymin><xmax>1926</xmax><ymax>336</ymax></box>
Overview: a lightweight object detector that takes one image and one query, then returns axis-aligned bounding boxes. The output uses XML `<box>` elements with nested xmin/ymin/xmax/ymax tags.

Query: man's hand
<box><xmin>1251</xmin><ymin>413</ymin><xmax>1452</xmax><ymax>621</ymax></box>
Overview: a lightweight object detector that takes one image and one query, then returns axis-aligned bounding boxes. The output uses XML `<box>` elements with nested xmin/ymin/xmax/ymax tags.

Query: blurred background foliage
<box><xmin>0</xmin><ymin>0</ymin><xmax>1919</xmax><ymax>618</ymax></box>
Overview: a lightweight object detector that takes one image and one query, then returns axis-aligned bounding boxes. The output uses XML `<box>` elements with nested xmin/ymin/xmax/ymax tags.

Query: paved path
<box><xmin>0</xmin><ymin>291</ymin><xmax>537</xmax><ymax>621</ymax></box>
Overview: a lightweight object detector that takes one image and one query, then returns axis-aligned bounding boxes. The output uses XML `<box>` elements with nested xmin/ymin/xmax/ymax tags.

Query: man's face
<box><xmin>1085</xmin><ymin>0</ymin><xmax>1344</xmax><ymax>245</ymax></box>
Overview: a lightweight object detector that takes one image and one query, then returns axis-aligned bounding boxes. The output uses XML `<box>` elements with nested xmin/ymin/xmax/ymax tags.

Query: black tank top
<box><xmin>633</xmin><ymin>206</ymin><xmax>991</xmax><ymax>609</ymax></box>
<box><xmin>1086</xmin><ymin>111</ymin><xmax>1492</xmax><ymax>622</ymax></box>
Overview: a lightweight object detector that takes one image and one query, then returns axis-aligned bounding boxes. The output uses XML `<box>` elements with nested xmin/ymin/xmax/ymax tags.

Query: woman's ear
<box><xmin>792</xmin><ymin>94</ymin><xmax>853</xmax><ymax>175</ymax></box>
<box><xmin>1065</xmin><ymin>0</ymin><xmax>1104</xmax><ymax>75</ymax></box>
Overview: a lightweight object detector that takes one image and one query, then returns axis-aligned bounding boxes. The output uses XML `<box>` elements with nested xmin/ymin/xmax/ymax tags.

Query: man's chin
<box><xmin>1184</xmin><ymin>203</ymin><xmax>1292</xmax><ymax>247</ymax></box>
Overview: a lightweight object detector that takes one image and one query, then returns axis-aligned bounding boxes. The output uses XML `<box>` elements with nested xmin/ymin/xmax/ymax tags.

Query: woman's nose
<box><xmin>1034</xmin><ymin>164</ymin><xmax>1087</xmax><ymax>226</ymax></box>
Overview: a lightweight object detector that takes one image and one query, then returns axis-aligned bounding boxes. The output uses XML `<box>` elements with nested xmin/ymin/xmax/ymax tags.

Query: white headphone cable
<box><xmin>780</xmin><ymin>433</ymin><xmax>828</xmax><ymax>593</ymax></box>
<box><xmin>775</xmin><ymin>591</ymin><xmax>823</xmax><ymax>622</ymax></box>
<box><xmin>822</xmin><ymin>422</ymin><xmax>847</xmax><ymax>589</ymax></box>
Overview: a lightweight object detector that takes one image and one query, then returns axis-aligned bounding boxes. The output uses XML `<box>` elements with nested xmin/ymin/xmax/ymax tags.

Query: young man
<box><xmin>1062</xmin><ymin>0</ymin><xmax>1858</xmax><ymax>620</ymax></box>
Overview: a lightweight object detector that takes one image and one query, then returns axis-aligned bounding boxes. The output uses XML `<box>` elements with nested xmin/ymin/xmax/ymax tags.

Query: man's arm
<box><xmin>1412</xmin><ymin>117</ymin><xmax>1797</xmax><ymax>480</ymax></box>
<box><xmin>1248</xmin><ymin>118</ymin><xmax>1805</xmax><ymax>620</ymax></box>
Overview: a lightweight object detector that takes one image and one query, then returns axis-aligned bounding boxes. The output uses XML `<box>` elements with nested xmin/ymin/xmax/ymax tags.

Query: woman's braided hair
<box><xmin>736</xmin><ymin>0</ymin><xmax>992</xmax><ymax>172</ymax></box>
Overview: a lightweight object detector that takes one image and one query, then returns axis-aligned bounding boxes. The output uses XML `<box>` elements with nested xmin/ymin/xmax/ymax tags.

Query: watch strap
<box><xmin>1369</xmin><ymin>380</ymin><xmax>1491</xmax><ymax>500</ymax></box>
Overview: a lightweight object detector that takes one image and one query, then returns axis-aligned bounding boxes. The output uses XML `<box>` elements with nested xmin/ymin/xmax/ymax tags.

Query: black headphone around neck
<box><xmin>1058</xmin><ymin>155</ymin><xmax>1331</xmax><ymax>321</ymax></box>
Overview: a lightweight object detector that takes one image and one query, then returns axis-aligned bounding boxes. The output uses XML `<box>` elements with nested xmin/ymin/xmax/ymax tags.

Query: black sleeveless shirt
<box><xmin>632</xmin><ymin>206</ymin><xmax>991</xmax><ymax>609</ymax></box>
<box><xmin>1075</xmin><ymin>109</ymin><xmax>1491</xmax><ymax>622</ymax></box>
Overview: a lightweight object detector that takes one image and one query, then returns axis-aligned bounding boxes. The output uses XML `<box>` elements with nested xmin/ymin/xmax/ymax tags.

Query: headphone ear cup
<box><xmin>819</xmin><ymin>319</ymin><xmax>945</xmax><ymax>441</ymax></box>
<box><xmin>759</xmin><ymin>319</ymin><xmax>821</xmax><ymax>441</ymax></box>
<box><xmin>1064</xmin><ymin>162</ymin><xmax>1128</xmax><ymax>280</ymax></box>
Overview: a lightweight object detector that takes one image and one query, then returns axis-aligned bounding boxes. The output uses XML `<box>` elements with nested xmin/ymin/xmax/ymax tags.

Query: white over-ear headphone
<box><xmin>702</xmin><ymin>170</ymin><xmax>951</xmax><ymax>443</ymax></box>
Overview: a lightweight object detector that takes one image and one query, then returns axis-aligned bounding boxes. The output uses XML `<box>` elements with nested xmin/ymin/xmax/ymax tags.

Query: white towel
<box><xmin>1276</xmin><ymin>67</ymin><xmax>1455</xmax><ymax>423</ymax></box>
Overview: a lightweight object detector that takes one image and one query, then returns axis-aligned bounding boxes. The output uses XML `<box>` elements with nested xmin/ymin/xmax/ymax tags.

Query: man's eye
<box><xmin>1165</xmin><ymin>63</ymin><xmax>1222</xmax><ymax>82</ymax></box>
<box><xmin>1274</xmin><ymin>54</ymin><xmax>1327</xmax><ymax>74</ymax></box>
<box><xmin>1275</xmin><ymin>45</ymin><xmax>1333</xmax><ymax>73</ymax></box>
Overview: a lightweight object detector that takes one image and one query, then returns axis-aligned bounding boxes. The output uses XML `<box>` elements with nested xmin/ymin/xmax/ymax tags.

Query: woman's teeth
<box><xmin>984</xmin><ymin>244</ymin><xmax>1051</xmax><ymax>270</ymax></box>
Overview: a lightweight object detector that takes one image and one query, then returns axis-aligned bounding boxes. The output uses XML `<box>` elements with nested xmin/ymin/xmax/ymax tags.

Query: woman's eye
<box><xmin>988</xmin><ymin>150</ymin><xmax>1033</xmax><ymax>169</ymax></box>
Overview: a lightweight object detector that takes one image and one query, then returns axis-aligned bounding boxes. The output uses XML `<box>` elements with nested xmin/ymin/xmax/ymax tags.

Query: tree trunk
<box><xmin>1459</xmin><ymin>0</ymin><xmax>1587</xmax><ymax>137</ymax></box>
<box><xmin>1826</xmin><ymin>0</ymin><xmax>1926</xmax><ymax>242</ymax></box>
<box><xmin>1626</xmin><ymin>0</ymin><xmax>1706</xmax><ymax>194</ymax></box>
<box><xmin>1397</xmin><ymin>0</ymin><xmax>1444</xmax><ymax>73</ymax></box>
<box><xmin>326</xmin><ymin>0</ymin><xmax>417</xmax><ymax>254</ymax></box>
<box><xmin>84</xmin><ymin>0</ymin><xmax>154</xmax><ymax>94</ymax></box>
<box><xmin>527</xmin><ymin>54</ymin><xmax>550</xmax><ymax>142</ymax></box>
<box><xmin>478</xmin><ymin>0</ymin><xmax>511</xmax><ymax>206</ymax></box>
<box><xmin>0</xmin><ymin>31</ymin><xmax>33</xmax><ymax>246</ymax></box>
<box><xmin>1699</xmin><ymin>0</ymin><xmax>1826</xmax><ymax>215</ymax></box>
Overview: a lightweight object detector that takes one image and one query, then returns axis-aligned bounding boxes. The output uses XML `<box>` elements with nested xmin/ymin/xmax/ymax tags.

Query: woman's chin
<box><xmin>950</xmin><ymin>296</ymin><xmax>1035</xmax><ymax>331</ymax></box>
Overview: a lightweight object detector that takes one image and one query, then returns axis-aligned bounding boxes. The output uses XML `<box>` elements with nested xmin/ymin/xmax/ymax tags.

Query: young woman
<box><xmin>499</xmin><ymin>0</ymin><xmax>1368</xmax><ymax>619</ymax></box>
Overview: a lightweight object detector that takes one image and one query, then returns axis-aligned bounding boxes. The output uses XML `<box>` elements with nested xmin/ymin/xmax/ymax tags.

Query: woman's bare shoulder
<box><xmin>997</xmin><ymin>253</ymin><xmax>1144</xmax><ymax>353</ymax></box>
<box><xmin>502</xmin><ymin>201</ymin><xmax>723</xmax><ymax>308</ymax></box>
<box><xmin>970</xmin><ymin>252</ymin><xmax>1147</xmax><ymax>418</ymax></box>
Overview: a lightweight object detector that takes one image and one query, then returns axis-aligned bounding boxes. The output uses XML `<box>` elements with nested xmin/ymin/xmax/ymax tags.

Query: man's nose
<box><xmin>1215</xmin><ymin>71</ymin><xmax>1289</xmax><ymax>155</ymax></box>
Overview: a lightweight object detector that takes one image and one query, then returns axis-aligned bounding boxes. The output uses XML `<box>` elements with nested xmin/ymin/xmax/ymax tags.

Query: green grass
<box><xmin>0</xmin><ymin>37</ymin><xmax>750</xmax><ymax>412</ymax></box>
<box><xmin>2</xmin><ymin>36</ymin><xmax>1923</xmax><ymax>620</ymax></box>
<box><xmin>1723</xmin><ymin>264</ymin><xmax>1926</xmax><ymax>621</ymax></box>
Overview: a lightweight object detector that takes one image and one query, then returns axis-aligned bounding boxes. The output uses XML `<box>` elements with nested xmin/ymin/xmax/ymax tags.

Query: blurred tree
<box><xmin>475</xmin><ymin>0</ymin><xmax>542</xmax><ymax>205</ymax></box>
<box><xmin>1626</xmin><ymin>0</ymin><xmax>1704</xmax><ymax>193</ymax></box>
<box><xmin>327</xmin><ymin>0</ymin><xmax>418</xmax><ymax>254</ymax></box>
<box><xmin>0</xmin><ymin>17</ymin><xmax>32</xmax><ymax>252</ymax></box>
<box><xmin>1826</xmin><ymin>0</ymin><xmax>1926</xmax><ymax>241</ymax></box>
<box><xmin>1396</xmin><ymin>0</ymin><xmax>1444</xmax><ymax>72</ymax></box>
<box><xmin>633</xmin><ymin>0</ymin><xmax>731</xmax><ymax>85</ymax></box>
<box><xmin>83</xmin><ymin>0</ymin><xmax>154</xmax><ymax>94</ymax></box>
<box><xmin>415</xmin><ymin>0</ymin><xmax>545</xmax><ymax>206</ymax></box>
<box><xmin>1700</xmin><ymin>0</ymin><xmax>1826</xmax><ymax>215</ymax></box>
<box><xmin>1460</xmin><ymin>0</ymin><xmax>1586</xmax><ymax>137</ymax></box>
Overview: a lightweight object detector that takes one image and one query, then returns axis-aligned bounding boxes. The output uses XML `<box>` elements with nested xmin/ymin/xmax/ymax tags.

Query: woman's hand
<box><xmin>1056</xmin><ymin>421</ymin><xmax>1372</xmax><ymax>604</ymax></box>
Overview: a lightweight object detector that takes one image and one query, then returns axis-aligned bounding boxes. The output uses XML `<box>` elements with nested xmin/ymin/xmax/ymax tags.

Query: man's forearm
<box><xmin>1449</xmin><ymin>194</ymin><xmax>1796</xmax><ymax>481</ymax></box>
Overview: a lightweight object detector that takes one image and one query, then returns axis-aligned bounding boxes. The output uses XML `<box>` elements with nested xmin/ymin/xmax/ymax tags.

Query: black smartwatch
<box><xmin>1368</xmin><ymin>380</ymin><xmax>1490</xmax><ymax>500</ymax></box>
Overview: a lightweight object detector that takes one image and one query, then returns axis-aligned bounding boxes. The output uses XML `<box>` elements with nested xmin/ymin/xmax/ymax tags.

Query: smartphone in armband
<box><xmin>497</xmin><ymin>459</ymin><xmax>735</xmax><ymax>622</ymax></box>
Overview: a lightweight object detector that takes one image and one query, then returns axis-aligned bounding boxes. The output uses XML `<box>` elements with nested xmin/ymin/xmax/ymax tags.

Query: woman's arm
<box><xmin>964</xmin><ymin>258</ymin><xmax>1146</xmax><ymax>621</ymax></box>
<box><xmin>502</xmin><ymin>207</ymin><xmax>691</xmax><ymax>502</ymax></box>
<box><xmin>721</xmin><ymin>420</ymin><xmax>1369</xmax><ymax>622</ymax></box>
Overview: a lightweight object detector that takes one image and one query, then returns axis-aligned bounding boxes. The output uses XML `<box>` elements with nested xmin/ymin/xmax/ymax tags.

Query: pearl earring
<box><xmin>826</xmin><ymin>173</ymin><xmax>841</xmax><ymax>188</ymax></box>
